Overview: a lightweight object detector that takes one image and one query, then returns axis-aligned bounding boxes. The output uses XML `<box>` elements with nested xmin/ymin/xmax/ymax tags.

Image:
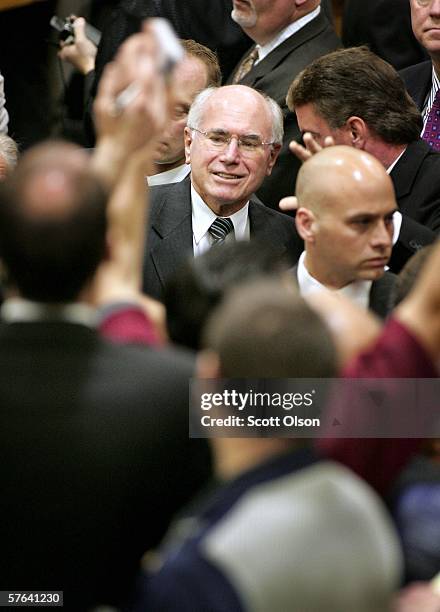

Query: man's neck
<box><xmin>212</xmin><ymin>438</ymin><xmax>298</xmax><ymax>481</ymax></box>
<box><xmin>366</xmin><ymin>140</ymin><xmax>407</xmax><ymax>171</ymax></box>
<box><xmin>191</xmin><ymin>181</ymin><xmax>248</xmax><ymax>217</ymax></box>
<box><xmin>303</xmin><ymin>253</ymin><xmax>352</xmax><ymax>290</ymax></box>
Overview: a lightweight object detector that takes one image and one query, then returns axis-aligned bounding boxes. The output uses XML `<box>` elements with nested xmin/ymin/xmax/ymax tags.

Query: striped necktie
<box><xmin>232</xmin><ymin>47</ymin><xmax>259</xmax><ymax>84</ymax></box>
<box><xmin>209</xmin><ymin>217</ymin><xmax>234</xmax><ymax>245</ymax></box>
<box><xmin>423</xmin><ymin>89</ymin><xmax>440</xmax><ymax>152</ymax></box>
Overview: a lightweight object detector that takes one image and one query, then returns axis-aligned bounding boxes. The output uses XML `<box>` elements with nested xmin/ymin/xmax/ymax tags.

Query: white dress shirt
<box><xmin>386</xmin><ymin>149</ymin><xmax>406</xmax><ymax>244</ymax></box>
<box><xmin>422</xmin><ymin>66</ymin><xmax>440</xmax><ymax>131</ymax></box>
<box><xmin>1</xmin><ymin>298</ymin><xmax>97</xmax><ymax>327</ymax></box>
<box><xmin>296</xmin><ymin>252</ymin><xmax>373</xmax><ymax>310</ymax></box>
<box><xmin>147</xmin><ymin>163</ymin><xmax>191</xmax><ymax>187</ymax></box>
<box><xmin>191</xmin><ymin>184</ymin><xmax>250</xmax><ymax>257</ymax></box>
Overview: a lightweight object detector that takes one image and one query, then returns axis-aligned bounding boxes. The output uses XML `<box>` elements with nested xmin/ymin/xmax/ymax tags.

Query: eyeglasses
<box><xmin>189</xmin><ymin>127</ymin><xmax>276</xmax><ymax>155</ymax></box>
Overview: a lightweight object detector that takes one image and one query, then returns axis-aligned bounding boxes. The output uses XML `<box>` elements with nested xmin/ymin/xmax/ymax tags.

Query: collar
<box><xmin>191</xmin><ymin>183</ymin><xmax>250</xmax><ymax>246</ymax></box>
<box><xmin>147</xmin><ymin>163</ymin><xmax>191</xmax><ymax>186</ymax></box>
<box><xmin>1</xmin><ymin>297</ymin><xmax>97</xmax><ymax>327</ymax></box>
<box><xmin>255</xmin><ymin>6</ymin><xmax>321</xmax><ymax>63</ymax></box>
<box><xmin>386</xmin><ymin>147</ymin><xmax>407</xmax><ymax>174</ymax></box>
<box><xmin>422</xmin><ymin>65</ymin><xmax>440</xmax><ymax>119</ymax></box>
<box><xmin>297</xmin><ymin>252</ymin><xmax>373</xmax><ymax>310</ymax></box>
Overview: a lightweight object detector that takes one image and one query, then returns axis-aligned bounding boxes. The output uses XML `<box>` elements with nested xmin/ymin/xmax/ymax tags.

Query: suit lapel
<box><xmin>248</xmin><ymin>200</ymin><xmax>288</xmax><ymax>258</ymax></box>
<box><xmin>150</xmin><ymin>178</ymin><xmax>193</xmax><ymax>288</ymax></box>
<box><xmin>237</xmin><ymin>13</ymin><xmax>329</xmax><ymax>87</ymax></box>
<box><xmin>390</xmin><ymin>140</ymin><xmax>429</xmax><ymax>200</ymax></box>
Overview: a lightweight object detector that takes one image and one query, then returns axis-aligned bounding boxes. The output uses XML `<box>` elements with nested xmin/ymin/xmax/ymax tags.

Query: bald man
<box><xmin>293</xmin><ymin>146</ymin><xmax>397</xmax><ymax>318</ymax></box>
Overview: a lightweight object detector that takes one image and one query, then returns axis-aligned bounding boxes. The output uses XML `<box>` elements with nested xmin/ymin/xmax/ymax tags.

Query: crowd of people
<box><xmin>0</xmin><ymin>0</ymin><xmax>439</xmax><ymax>610</ymax></box>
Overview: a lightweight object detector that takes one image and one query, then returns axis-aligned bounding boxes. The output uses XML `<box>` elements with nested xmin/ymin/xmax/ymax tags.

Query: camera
<box><xmin>50</xmin><ymin>16</ymin><xmax>101</xmax><ymax>47</ymax></box>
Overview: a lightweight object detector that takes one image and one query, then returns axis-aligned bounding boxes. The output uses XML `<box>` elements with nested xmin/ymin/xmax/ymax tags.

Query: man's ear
<box><xmin>266</xmin><ymin>143</ymin><xmax>282</xmax><ymax>176</ymax></box>
<box><xmin>295</xmin><ymin>207</ymin><xmax>317</xmax><ymax>243</ymax></box>
<box><xmin>345</xmin><ymin>116</ymin><xmax>368</xmax><ymax>150</ymax></box>
<box><xmin>184</xmin><ymin>126</ymin><xmax>193</xmax><ymax>164</ymax></box>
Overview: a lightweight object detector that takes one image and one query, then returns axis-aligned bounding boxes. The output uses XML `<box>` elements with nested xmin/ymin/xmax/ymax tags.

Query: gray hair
<box><xmin>187</xmin><ymin>86</ymin><xmax>284</xmax><ymax>144</ymax></box>
<box><xmin>0</xmin><ymin>134</ymin><xmax>18</xmax><ymax>172</ymax></box>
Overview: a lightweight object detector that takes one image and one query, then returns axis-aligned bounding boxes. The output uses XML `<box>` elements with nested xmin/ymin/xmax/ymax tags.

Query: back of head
<box><xmin>0</xmin><ymin>141</ymin><xmax>108</xmax><ymax>302</ymax></box>
<box><xmin>181</xmin><ymin>39</ymin><xmax>222</xmax><ymax>87</ymax></box>
<box><xmin>165</xmin><ymin>241</ymin><xmax>289</xmax><ymax>349</ymax></box>
<box><xmin>296</xmin><ymin>145</ymin><xmax>394</xmax><ymax>213</ymax></box>
<box><xmin>204</xmin><ymin>278</ymin><xmax>337</xmax><ymax>378</ymax></box>
<box><xmin>287</xmin><ymin>46</ymin><xmax>422</xmax><ymax>145</ymax></box>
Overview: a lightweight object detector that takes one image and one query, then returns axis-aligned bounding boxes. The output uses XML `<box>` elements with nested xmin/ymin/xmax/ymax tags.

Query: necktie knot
<box><xmin>209</xmin><ymin>217</ymin><xmax>234</xmax><ymax>245</ymax></box>
<box><xmin>422</xmin><ymin>88</ymin><xmax>440</xmax><ymax>152</ymax></box>
<box><xmin>232</xmin><ymin>47</ymin><xmax>259</xmax><ymax>83</ymax></box>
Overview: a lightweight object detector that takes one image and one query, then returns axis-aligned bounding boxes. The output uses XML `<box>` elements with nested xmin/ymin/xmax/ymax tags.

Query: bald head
<box><xmin>0</xmin><ymin>141</ymin><xmax>108</xmax><ymax>302</ymax></box>
<box><xmin>295</xmin><ymin>146</ymin><xmax>397</xmax><ymax>289</ymax></box>
<box><xmin>296</xmin><ymin>146</ymin><xmax>395</xmax><ymax>215</ymax></box>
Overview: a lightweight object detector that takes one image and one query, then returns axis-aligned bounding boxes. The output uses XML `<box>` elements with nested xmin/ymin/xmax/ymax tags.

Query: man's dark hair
<box><xmin>164</xmin><ymin>240</ymin><xmax>290</xmax><ymax>350</ymax></box>
<box><xmin>287</xmin><ymin>46</ymin><xmax>422</xmax><ymax>145</ymax></box>
<box><xmin>0</xmin><ymin>143</ymin><xmax>108</xmax><ymax>302</ymax></box>
<box><xmin>204</xmin><ymin>278</ymin><xmax>337</xmax><ymax>378</ymax></box>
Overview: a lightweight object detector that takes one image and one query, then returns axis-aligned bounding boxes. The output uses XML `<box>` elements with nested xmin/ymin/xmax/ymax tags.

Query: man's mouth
<box><xmin>214</xmin><ymin>172</ymin><xmax>243</xmax><ymax>180</ymax></box>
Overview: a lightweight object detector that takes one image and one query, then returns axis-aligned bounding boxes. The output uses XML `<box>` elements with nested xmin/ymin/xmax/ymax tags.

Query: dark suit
<box><xmin>228</xmin><ymin>11</ymin><xmax>341</xmax><ymax>210</ymax></box>
<box><xmin>400</xmin><ymin>59</ymin><xmax>433</xmax><ymax>111</ymax></box>
<box><xmin>291</xmin><ymin>265</ymin><xmax>396</xmax><ymax>319</ymax></box>
<box><xmin>142</xmin><ymin>177</ymin><xmax>303</xmax><ymax>300</ymax></box>
<box><xmin>389</xmin><ymin>139</ymin><xmax>440</xmax><ymax>272</ymax></box>
<box><xmin>0</xmin><ymin>319</ymin><xmax>209</xmax><ymax>611</ymax></box>
<box><xmin>342</xmin><ymin>0</ymin><xmax>428</xmax><ymax>71</ymax></box>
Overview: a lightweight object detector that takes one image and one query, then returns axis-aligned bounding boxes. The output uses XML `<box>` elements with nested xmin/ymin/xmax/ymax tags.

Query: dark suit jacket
<box><xmin>389</xmin><ymin>139</ymin><xmax>440</xmax><ymax>272</ymax></box>
<box><xmin>0</xmin><ymin>320</ymin><xmax>209</xmax><ymax>610</ymax></box>
<box><xmin>291</xmin><ymin>265</ymin><xmax>396</xmax><ymax>319</ymax></box>
<box><xmin>400</xmin><ymin>59</ymin><xmax>433</xmax><ymax>111</ymax></box>
<box><xmin>342</xmin><ymin>0</ymin><xmax>428</xmax><ymax>71</ymax></box>
<box><xmin>142</xmin><ymin>178</ymin><xmax>303</xmax><ymax>300</ymax></box>
<box><xmin>228</xmin><ymin>11</ymin><xmax>341</xmax><ymax>210</ymax></box>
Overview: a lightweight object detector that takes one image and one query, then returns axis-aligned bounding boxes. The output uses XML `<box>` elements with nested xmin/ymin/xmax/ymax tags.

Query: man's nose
<box><xmin>219</xmin><ymin>137</ymin><xmax>241</xmax><ymax>162</ymax></box>
<box><xmin>430</xmin><ymin>0</ymin><xmax>440</xmax><ymax>16</ymax></box>
<box><xmin>371</xmin><ymin>220</ymin><xmax>393</xmax><ymax>248</ymax></box>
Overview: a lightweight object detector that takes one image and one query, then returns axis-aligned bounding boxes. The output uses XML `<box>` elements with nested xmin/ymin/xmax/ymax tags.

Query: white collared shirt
<box><xmin>296</xmin><ymin>252</ymin><xmax>373</xmax><ymax>310</ymax></box>
<box><xmin>147</xmin><ymin>163</ymin><xmax>191</xmax><ymax>187</ymax></box>
<box><xmin>191</xmin><ymin>184</ymin><xmax>250</xmax><ymax>257</ymax></box>
<box><xmin>422</xmin><ymin>65</ymin><xmax>440</xmax><ymax>130</ymax></box>
<box><xmin>386</xmin><ymin>149</ymin><xmax>406</xmax><ymax>244</ymax></box>
<box><xmin>1</xmin><ymin>297</ymin><xmax>97</xmax><ymax>327</ymax></box>
<box><xmin>255</xmin><ymin>6</ymin><xmax>321</xmax><ymax>64</ymax></box>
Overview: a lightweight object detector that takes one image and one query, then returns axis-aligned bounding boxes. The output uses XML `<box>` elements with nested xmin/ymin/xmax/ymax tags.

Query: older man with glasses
<box><xmin>142</xmin><ymin>84</ymin><xmax>302</xmax><ymax>301</ymax></box>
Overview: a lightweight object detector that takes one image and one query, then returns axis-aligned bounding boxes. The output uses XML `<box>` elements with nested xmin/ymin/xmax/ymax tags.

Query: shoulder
<box><xmin>400</xmin><ymin>59</ymin><xmax>432</xmax><ymax>84</ymax></box>
<box><xmin>149</xmin><ymin>178</ymin><xmax>191</xmax><ymax>219</ymax></box>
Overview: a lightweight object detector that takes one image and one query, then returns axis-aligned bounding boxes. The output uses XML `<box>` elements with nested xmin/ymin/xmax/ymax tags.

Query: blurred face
<box><xmin>410</xmin><ymin>0</ymin><xmax>440</xmax><ymax>59</ymax></box>
<box><xmin>185</xmin><ymin>87</ymin><xmax>280</xmax><ymax>215</ymax></box>
<box><xmin>303</xmin><ymin>178</ymin><xmax>396</xmax><ymax>288</ymax></box>
<box><xmin>231</xmin><ymin>0</ymin><xmax>298</xmax><ymax>44</ymax></box>
<box><xmin>295</xmin><ymin>103</ymin><xmax>352</xmax><ymax>147</ymax></box>
<box><xmin>154</xmin><ymin>56</ymin><xmax>209</xmax><ymax>170</ymax></box>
